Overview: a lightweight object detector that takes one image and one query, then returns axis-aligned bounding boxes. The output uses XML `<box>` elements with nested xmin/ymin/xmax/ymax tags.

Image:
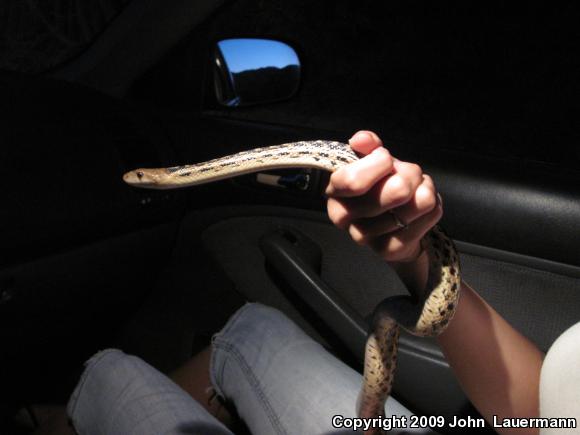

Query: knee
<box><xmin>542</xmin><ymin>323</ymin><xmax>580</xmax><ymax>376</ymax></box>
<box><xmin>67</xmin><ymin>349</ymin><xmax>149</xmax><ymax>429</ymax></box>
<box><xmin>210</xmin><ymin>303</ymin><xmax>318</xmax><ymax>390</ymax></box>
<box><xmin>540</xmin><ymin>323</ymin><xmax>580</xmax><ymax>416</ymax></box>
<box><xmin>236</xmin><ymin>302</ymin><xmax>295</xmax><ymax>331</ymax></box>
<box><xmin>84</xmin><ymin>347</ymin><xmax>128</xmax><ymax>369</ymax></box>
<box><xmin>213</xmin><ymin>303</ymin><xmax>307</xmax><ymax>352</ymax></box>
<box><xmin>79</xmin><ymin>348</ymin><xmax>144</xmax><ymax>389</ymax></box>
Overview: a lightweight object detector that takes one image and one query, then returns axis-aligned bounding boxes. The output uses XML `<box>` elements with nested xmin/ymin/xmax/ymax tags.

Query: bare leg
<box><xmin>31</xmin><ymin>404</ymin><xmax>75</xmax><ymax>435</ymax></box>
<box><xmin>170</xmin><ymin>347</ymin><xmax>234</xmax><ymax>427</ymax></box>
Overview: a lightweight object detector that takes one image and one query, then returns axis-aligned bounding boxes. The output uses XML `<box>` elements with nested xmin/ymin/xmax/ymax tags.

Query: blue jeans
<box><xmin>67</xmin><ymin>303</ymin><xmax>428</xmax><ymax>434</ymax></box>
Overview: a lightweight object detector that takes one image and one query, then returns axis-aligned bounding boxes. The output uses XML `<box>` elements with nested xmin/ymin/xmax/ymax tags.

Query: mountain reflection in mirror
<box><xmin>215</xmin><ymin>39</ymin><xmax>300</xmax><ymax>106</ymax></box>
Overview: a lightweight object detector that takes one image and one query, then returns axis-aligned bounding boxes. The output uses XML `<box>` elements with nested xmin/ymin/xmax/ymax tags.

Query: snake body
<box><xmin>124</xmin><ymin>140</ymin><xmax>461</xmax><ymax>433</ymax></box>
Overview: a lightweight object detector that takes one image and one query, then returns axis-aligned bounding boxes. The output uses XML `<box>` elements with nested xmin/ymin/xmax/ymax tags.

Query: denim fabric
<box><xmin>210</xmin><ymin>303</ymin><xmax>429</xmax><ymax>435</ymax></box>
<box><xmin>67</xmin><ymin>349</ymin><xmax>233</xmax><ymax>435</ymax></box>
<box><xmin>68</xmin><ymin>303</ymin><xmax>431</xmax><ymax>434</ymax></box>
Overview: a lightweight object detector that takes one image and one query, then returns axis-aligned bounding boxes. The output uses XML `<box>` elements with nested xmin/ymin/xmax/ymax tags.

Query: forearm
<box><xmin>327</xmin><ymin>131</ymin><xmax>545</xmax><ymax>433</ymax></box>
<box><xmin>392</xmin><ymin>254</ymin><xmax>544</xmax><ymax>435</ymax></box>
<box><xmin>437</xmin><ymin>281</ymin><xmax>544</xmax><ymax>434</ymax></box>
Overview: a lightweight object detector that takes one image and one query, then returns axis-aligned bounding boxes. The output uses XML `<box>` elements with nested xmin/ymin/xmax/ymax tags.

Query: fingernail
<box><xmin>348</xmin><ymin>131</ymin><xmax>373</xmax><ymax>145</ymax></box>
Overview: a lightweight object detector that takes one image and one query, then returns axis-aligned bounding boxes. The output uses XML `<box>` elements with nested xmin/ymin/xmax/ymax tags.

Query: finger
<box><xmin>349</xmin><ymin>175</ymin><xmax>437</xmax><ymax>241</ymax></box>
<box><xmin>326</xmin><ymin>147</ymin><xmax>393</xmax><ymax>197</ymax></box>
<box><xmin>348</xmin><ymin>211</ymin><xmax>402</xmax><ymax>244</ymax></box>
<box><xmin>396</xmin><ymin>174</ymin><xmax>438</xmax><ymax>224</ymax></box>
<box><xmin>327</xmin><ymin>197</ymin><xmax>352</xmax><ymax>230</ymax></box>
<box><xmin>348</xmin><ymin>130</ymin><xmax>384</xmax><ymax>155</ymax></box>
<box><xmin>337</xmin><ymin>160</ymin><xmax>424</xmax><ymax>219</ymax></box>
<box><xmin>369</xmin><ymin>201</ymin><xmax>443</xmax><ymax>262</ymax></box>
<box><xmin>350</xmin><ymin>175</ymin><xmax>438</xmax><ymax>240</ymax></box>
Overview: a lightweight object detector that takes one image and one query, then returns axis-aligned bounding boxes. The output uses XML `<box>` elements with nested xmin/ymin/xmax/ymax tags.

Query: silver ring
<box><xmin>389</xmin><ymin>210</ymin><xmax>408</xmax><ymax>230</ymax></box>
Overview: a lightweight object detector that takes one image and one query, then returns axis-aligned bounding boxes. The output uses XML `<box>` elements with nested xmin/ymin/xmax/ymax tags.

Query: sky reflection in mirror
<box><xmin>217</xmin><ymin>39</ymin><xmax>299</xmax><ymax>73</ymax></box>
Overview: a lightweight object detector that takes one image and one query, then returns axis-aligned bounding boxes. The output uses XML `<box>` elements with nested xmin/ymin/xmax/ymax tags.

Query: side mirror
<box><xmin>213</xmin><ymin>38</ymin><xmax>300</xmax><ymax>107</ymax></box>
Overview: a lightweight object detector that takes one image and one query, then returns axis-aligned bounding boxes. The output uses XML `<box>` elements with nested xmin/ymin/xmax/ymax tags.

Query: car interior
<box><xmin>1</xmin><ymin>1</ymin><xmax>579</xmax><ymax>434</ymax></box>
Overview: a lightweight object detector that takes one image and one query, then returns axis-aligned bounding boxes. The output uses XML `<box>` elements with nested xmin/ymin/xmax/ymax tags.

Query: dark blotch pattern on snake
<box><xmin>123</xmin><ymin>140</ymin><xmax>461</xmax><ymax>434</ymax></box>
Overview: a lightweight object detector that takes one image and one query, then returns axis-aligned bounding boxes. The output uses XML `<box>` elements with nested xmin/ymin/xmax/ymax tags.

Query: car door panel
<box><xmin>3</xmin><ymin>0</ymin><xmax>577</xmax><ymax>429</ymax></box>
<box><xmin>0</xmin><ymin>73</ymin><xmax>186</xmax><ymax>419</ymax></box>
<box><xmin>191</xmin><ymin>204</ymin><xmax>580</xmax><ymax>419</ymax></box>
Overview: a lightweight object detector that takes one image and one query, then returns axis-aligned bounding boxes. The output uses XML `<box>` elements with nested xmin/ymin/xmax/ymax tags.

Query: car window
<box><xmin>196</xmin><ymin>2</ymin><xmax>580</xmax><ymax>173</ymax></box>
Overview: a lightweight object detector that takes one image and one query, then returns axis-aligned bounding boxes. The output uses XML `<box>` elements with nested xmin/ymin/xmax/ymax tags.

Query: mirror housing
<box><xmin>213</xmin><ymin>38</ymin><xmax>300</xmax><ymax>107</ymax></box>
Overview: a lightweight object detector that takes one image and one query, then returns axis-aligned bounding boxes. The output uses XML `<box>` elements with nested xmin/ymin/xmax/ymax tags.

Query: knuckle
<box><xmin>348</xmin><ymin>181</ymin><xmax>367</xmax><ymax>196</ymax></box>
<box><xmin>422</xmin><ymin>173</ymin><xmax>434</xmax><ymax>187</ymax></box>
<box><xmin>389</xmin><ymin>177</ymin><xmax>412</xmax><ymax>203</ymax></box>
<box><xmin>416</xmin><ymin>185</ymin><xmax>437</xmax><ymax>211</ymax></box>
<box><xmin>409</xmin><ymin>163</ymin><xmax>423</xmax><ymax>178</ymax></box>
<box><xmin>339</xmin><ymin>168</ymin><xmax>365</xmax><ymax>194</ymax></box>
<box><xmin>374</xmin><ymin>147</ymin><xmax>393</xmax><ymax>167</ymax></box>
<box><xmin>328</xmin><ymin>170</ymin><xmax>345</xmax><ymax>190</ymax></box>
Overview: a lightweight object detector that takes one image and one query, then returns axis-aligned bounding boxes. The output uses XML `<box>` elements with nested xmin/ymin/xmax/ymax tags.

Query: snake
<box><xmin>123</xmin><ymin>140</ymin><xmax>461</xmax><ymax>434</ymax></box>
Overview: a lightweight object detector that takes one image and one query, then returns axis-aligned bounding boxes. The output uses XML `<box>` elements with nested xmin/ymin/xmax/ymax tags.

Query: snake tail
<box><xmin>122</xmin><ymin>141</ymin><xmax>462</xmax><ymax>432</ymax></box>
<box><xmin>357</xmin><ymin>318</ymin><xmax>399</xmax><ymax>421</ymax></box>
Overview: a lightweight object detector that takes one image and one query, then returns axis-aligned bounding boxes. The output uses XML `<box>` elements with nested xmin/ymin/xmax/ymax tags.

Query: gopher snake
<box><xmin>123</xmin><ymin>140</ymin><xmax>461</xmax><ymax>433</ymax></box>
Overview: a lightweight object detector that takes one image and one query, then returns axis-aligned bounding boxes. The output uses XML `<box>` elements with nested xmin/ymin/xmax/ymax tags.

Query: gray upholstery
<box><xmin>197</xmin><ymin>206</ymin><xmax>580</xmax><ymax>416</ymax></box>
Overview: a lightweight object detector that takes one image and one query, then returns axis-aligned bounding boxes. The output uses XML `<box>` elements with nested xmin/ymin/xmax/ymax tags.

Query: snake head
<box><xmin>123</xmin><ymin>169</ymin><xmax>165</xmax><ymax>188</ymax></box>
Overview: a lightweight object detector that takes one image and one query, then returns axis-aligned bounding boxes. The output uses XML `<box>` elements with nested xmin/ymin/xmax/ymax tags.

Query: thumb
<box><xmin>348</xmin><ymin>130</ymin><xmax>384</xmax><ymax>156</ymax></box>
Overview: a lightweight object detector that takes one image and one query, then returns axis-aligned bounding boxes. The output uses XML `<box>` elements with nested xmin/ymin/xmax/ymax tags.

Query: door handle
<box><xmin>256</xmin><ymin>172</ymin><xmax>311</xmax><ymax>190</ymax></box>
<box><xmin>259</xmin><ymin>226</ymin><xmax>472</xmax><ymax>419</ymax></box>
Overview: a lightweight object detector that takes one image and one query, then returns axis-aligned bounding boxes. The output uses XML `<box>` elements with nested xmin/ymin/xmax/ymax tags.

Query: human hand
<box><xmin>326</xmin><ymin>131</ymin><xmax>443</xmax><ymax>264</ymax></box>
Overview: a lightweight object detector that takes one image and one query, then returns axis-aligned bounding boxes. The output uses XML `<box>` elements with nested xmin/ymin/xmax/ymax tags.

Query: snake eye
<box><xmin>136</xmin><ymin>171</ymin><xmax>144</xmax><ymax>179</ymax></box>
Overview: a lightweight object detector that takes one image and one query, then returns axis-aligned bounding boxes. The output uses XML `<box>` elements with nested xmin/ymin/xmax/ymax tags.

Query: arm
<box><xmin>438</xmin><ymin>281</ymin><xmax>543</xmax><ymax>434</ymax></box>
<box><xmin>326</xmin><ymin>131</ymin><xmax>543</xmax><ymax>434</ymax></box>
